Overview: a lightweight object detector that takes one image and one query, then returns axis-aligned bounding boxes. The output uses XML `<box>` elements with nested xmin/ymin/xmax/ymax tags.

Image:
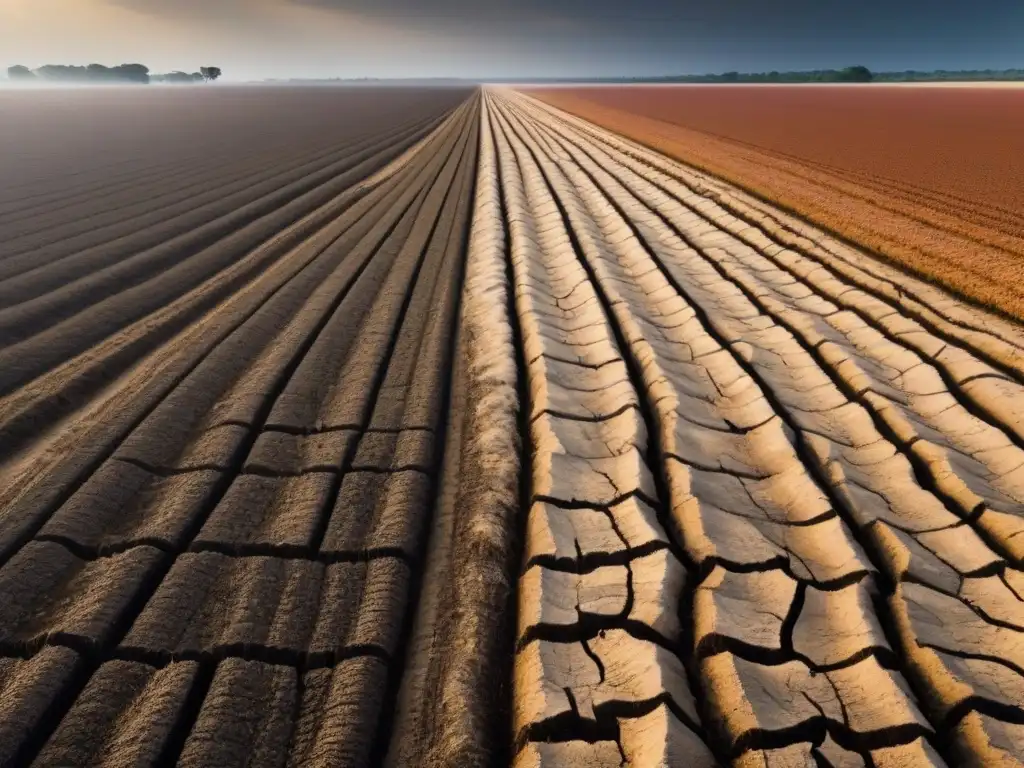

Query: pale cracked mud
<box><xmin>0</xmin><ymin>86</ymin><xmax>1021</xmax><ymax>767</ymax></box>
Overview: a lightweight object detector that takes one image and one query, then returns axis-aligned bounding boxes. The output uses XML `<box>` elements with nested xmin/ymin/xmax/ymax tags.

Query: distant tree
<box><xmin>153</xmin><ymin>71</ymin><xmax>193</xmax><ymax>84</ymax></box>
<box><xmin>837</xmin><ymin>65</ymin><xmax>873</xmax><ymax>82</ymax></box>
<box><xmin>114</xmin><ymin>63</ymin><xmax>150</xmax><ymax>84</ymax></box>
<box><xmin>12</xmin><ymin>61</ymin><xmax>225</xmax><ymax>85</ymax></box>
<box><xmin>658</xmin><ymin>64</ymin><xmax>1023</xmax><ymax>85</ymax></box>
<box><xmin>6</xmin><ymin>65</ymin><xmax>36</xmax><ymax>80</ymax></box>
<box><xmin>150</xmin><ymin>71</ymin><xmax>206</xmax><ymax>84</ymax></box>
<box><xmin>31</xmin><ymin>63</ymin><xmax>148</xmax><ymax>83</ymax></box>
<box><xmin>35</xmin><ymin>65</ymin><xmax>80</xmax><ymax>81</ymax></box>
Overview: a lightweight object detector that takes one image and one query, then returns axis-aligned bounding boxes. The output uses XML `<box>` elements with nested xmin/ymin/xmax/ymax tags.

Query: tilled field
<box><xmin>527</xmin><ymin>85</ymin><xmax>1024</xmax><ymax>323</ymax></box>
<box><xmin>1</xmin><ymin>87</ymin><xmax>1022</xmax><ymax>767</ymax></box>
<box><xmin>0</xmin><ymin>87</ymin><xmax>478</xmax><ymax>767</ymax></box>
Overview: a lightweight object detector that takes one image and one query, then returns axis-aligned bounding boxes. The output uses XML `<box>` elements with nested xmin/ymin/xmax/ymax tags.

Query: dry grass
<box><xmin>525</xmin><ymin>86</ymin><xmax>1024</xmax><ymax>324</ymax></box>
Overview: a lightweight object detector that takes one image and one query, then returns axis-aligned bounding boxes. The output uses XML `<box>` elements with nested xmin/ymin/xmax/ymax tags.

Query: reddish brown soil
<box><xmin>526</xmin><ymin>85</ymin><xmax>1024</xmax><ymax>321</ymax></box>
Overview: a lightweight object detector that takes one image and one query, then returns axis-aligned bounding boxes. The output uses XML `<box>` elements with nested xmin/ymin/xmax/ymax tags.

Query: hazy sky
<box><xmin>2</xmin><ymin>0</ymin><xmax>1022</xmax><ymax>80</ymax></box>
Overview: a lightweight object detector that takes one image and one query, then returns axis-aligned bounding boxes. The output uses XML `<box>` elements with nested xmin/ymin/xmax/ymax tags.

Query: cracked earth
<box><xmin>0</xmin><ymin>86</ymin><xmax>1021</xmax><ymax>766</ymax></box>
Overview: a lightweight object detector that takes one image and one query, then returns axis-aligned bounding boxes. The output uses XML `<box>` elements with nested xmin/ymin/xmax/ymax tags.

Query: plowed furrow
<box><xmin>516</xmin><ymin>98</ymin><xmax>1024</xmax><ymax>577</ymax></box>
<box><xmin>489</xmin><ymin>94</ymin><xmax>721</xmax><ymax>766</ymax></box>
<box><xmin>500</xmin><ymin>91</ymin><xmax>930</xmax><ymax>766</ymax></box>
<box><xmin>0</xmin><ymin>126</ymin><xmax>407</xmax><ymax>230</ymax></box>
<box><xmin>516</xmin><ymin>94</ymin><xmax>1024</xmax><ymax>487</ymax></box>
<box><xmin>3</xmin><ymin>84</ymin><xmax>1023</xmax><ymax>768</ymax></box>
<box><xmin>501</xmin><ymin>89</ymin><xmax>1024</xmax><ymax>767</ymax></box>
<box><xmin>518</xmin><ymin>102</ymin><xmax>1024</xmax><ymax>569</ymax></box>
<box><xmin>530</xmin><ymin>95</ymin><xmax>1024</xmax><ymax>377</ymax></box>
<box><xmin>520</xmin><ymin>91</ymin><xmax>974</xmax><ymax>765</ymax></box>
<box><xmin>0</xmin><ymin>87</ymin><xmax>469</xmax><ymax>236</ymax></box>
<box><xmin>382</xmin><ymin>100</ymin><xmax>523</xmax><ymax>768</ymax></box>
<box><xmin>0</xmin><ymin>108</ymin><xmax>466</xmax><ymax>367</ymax></box>
<box><xmin>0</xmin><ymin>149</ymin><xmax>230</xmax><ymax>217</ymax></box>
<box><xmin>0</xmin><ymin>112</ymin><xmax>442</xmax><ymax>258</ymax></box>
<box><xmin>0</xmin><ymin>131</ymin><xmax>351</xmax><ymax>247</ymax></box>
<box><xmin>0</xmin><ymin>90</ymin><xmax>478</xmax><ymax>767</ymax></box>
<box><xmin>0</xmin><ymin>104</ymin><xmax>468</xmax><ymax>565</ymax></box>
<box><xmin>0</xmin><ymin>99</ymin><xmax>458</xmax><ymax>275</ymax></box>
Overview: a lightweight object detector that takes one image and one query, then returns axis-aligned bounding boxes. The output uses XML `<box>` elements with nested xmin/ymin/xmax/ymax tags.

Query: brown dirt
<box><xmin>524</xmin><ymin>85</ymin><xmax>1024</xmax><ymax>323</ymax></box>
<box><xmin>0</xmin><ymin>89</ymin><xmax>483</xmax><ymax>767</ymax></box>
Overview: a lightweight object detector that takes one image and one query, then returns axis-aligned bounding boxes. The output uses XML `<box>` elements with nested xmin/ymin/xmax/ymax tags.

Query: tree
<box><xmin>114</xmin><ymin>63</ymin><xmax>150</xmax><ymax>84</ymax></box>
<box><xmin>153</xmin><ymin>71</ymin><xmax>196</xmax><ymax>84</ymax></box>
<box><xmin>29</xmin><ymin>63</ymin><xmax>149</xmax><ymax>84</ymax></box>
<box><xmin>838</xmin><ymin>65</ymin><xmax>873</xmax><ymax>82</ymax></box>
<box><xmin>7</xmin><ymin>65</ymin><xmax>36</xmax><ymax>81</ymax></box>
<box><xmin>35</xmin><ymin>65</ymin><xmax>79</xmax><ymax>81</ymax></box>
<box><xmin>199</xmin><ymin>66</ymin><xmax>222</xmax><ymax>82</ymax></box>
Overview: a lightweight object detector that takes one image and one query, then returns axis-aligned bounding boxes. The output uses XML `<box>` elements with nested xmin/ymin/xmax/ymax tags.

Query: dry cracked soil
<box><xmin>0</xmin><ymin>85</ymin><xmax>1022</xmax><ymax>768</ymax></box>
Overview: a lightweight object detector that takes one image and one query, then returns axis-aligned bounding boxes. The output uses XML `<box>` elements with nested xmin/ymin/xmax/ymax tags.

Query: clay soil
<box><xmin>525</xmin><ymin>85</ymin><xmax>1024</xmax><ymax>322</ymax></box>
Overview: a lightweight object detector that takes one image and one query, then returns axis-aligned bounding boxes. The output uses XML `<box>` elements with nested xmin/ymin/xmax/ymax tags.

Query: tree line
<box><xmin>5</xmin><ymin>64</ymin><xmax>222</xmax><ymax>84</ymax></box>
<box><xmin>639</xmin><ymin>66</ymin><xmax>875</xmax><ymax>84</ymax></box>
<box><xmin>503</xmin><ymin>65</ymin><xmax>1024</xmax><ymax>85</ymax></box>
<box><xmin>648</xmin><ymin>65</ymin><xmax>1024</xmax><ymax>84</ymax></box>
<box><xmin>872</xmin><ymin>68</ymin><xmax>1024</xmax><ymax>82</ymax></box>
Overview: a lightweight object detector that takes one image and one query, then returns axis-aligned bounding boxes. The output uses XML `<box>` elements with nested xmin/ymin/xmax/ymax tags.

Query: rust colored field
<box><xmin>526</xmin><ymin>85</ymin><xmax>1024</xmax><ymax>322</ymax></box>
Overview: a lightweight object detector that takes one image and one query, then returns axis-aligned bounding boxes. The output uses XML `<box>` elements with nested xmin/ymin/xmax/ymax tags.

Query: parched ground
<box><xmin>488</xmin><ymin>90</ymin><xmax>1024</xmax><ymax>768</ymax></box>
<box><xmin>525</xmin><ymin>85</ymin><xmax>1024</xmax><ymax>324</ymax></box>
<box><xmin>0</xmin><ymin>86</ymin><xmax>1022</xmax><ymax>767</ymax></box>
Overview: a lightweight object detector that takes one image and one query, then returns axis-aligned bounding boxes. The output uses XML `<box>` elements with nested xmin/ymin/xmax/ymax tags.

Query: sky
<box><xmin>1</xmin><ymin>0</ymin><xmax>1023</xmax><ymax>80</ymax></box>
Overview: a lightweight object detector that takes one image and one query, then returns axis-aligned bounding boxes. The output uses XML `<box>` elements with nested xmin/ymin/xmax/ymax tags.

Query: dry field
<box><xmin>527</xmin><ymin>85</ymin><xmax>1024</xmax><ymax>323</ymax></box>
<box><xmin>0</xmin><ymin>86</ymin><xmax>1022</xmax><ymax>767</ymax></box>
